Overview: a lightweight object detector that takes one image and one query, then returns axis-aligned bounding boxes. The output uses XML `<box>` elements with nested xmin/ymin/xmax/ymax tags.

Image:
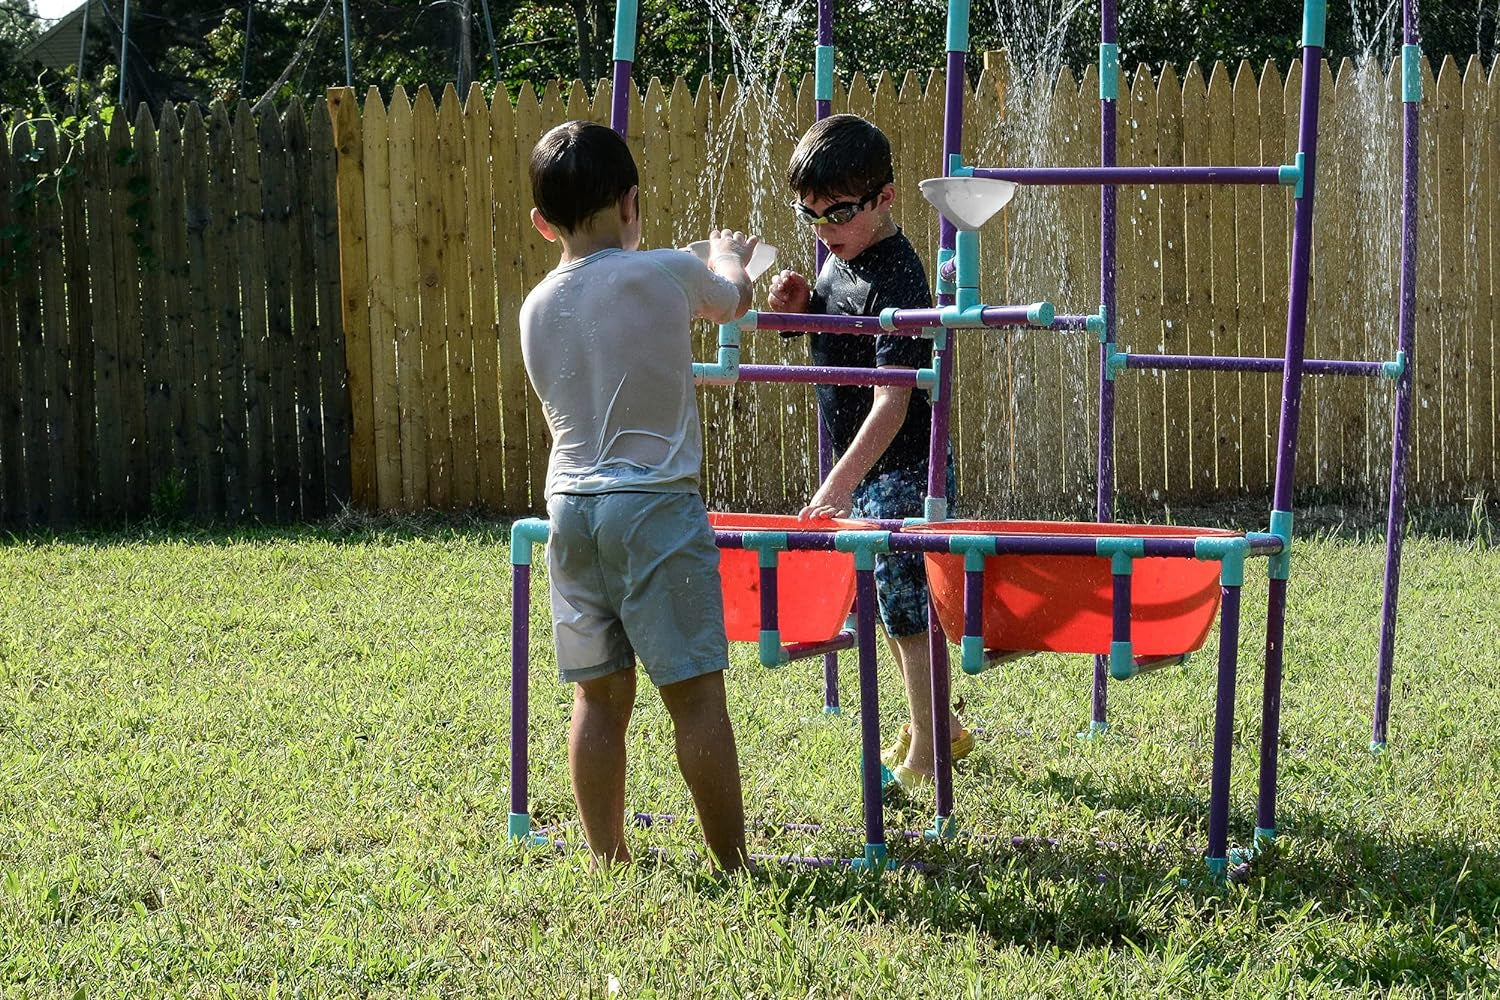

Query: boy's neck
<box><xmin>557</xmin><ymin>218</ymin><xmax>630</xmax><ymax>264</ymax></box>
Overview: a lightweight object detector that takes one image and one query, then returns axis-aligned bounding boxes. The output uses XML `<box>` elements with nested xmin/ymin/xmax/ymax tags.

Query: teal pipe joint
<box><xmin>939</xmin><ymin>304</ymin><xmax>987</xmax><ymax>328</ymax></box>
<box><xmin>1254</xmin><ymin>826</ymin><xmax>1276</xmax><ymax>847</ymax></box>
<box><xmin>1301</xmin><ymin>0</ymin><xmax>1326</xmax><ymax>48</ymax></box>
<box><xmin>936</xmin><ymin>247</ymin><xmax>956</xmax><ymax>296</ymax></box>
<box><xmin>742</xmin><ymin>531</ymin><xmax>788</xmax><ymax>560</ymax></box>
<box><xmin>923</xmin><ymin>813</ymin><xmax>958</xmax><ymax>840</ymax></box>
<box><xmin>944</xmin><ymin>0</ymin><xmax>971</xmax><ymax>53</ymax></box>
<box><xmin>1099</xmin><ymin>43</ymin><xmax>1120</xmax><ymax>100</ymax></box>
<box><xmin>815</xmin><ymin>45</ymin><xmax>835</xmax><ymax>102</ymax></box>
<box><xmin>612</xmin><ymin>0</ymin><xmax>638</xmax><ymax>61</ymax></box>
<box><xmin>1268</xmin><ymin>509</ymin><xmax>1293</xmax><ymax>580</ymax></box>
<box><xmin>902</xmin><ymin>516</ymin><xmax>929</xmax><ymax>528</ymax></box>
<box><xmin>835</xmin><ymin>530</ymin><xmax>891</xmax><ymax>572</ymax></box>
<box><xmin>1402</xmin><ymin>44</ymin><xmax>1422</xmax><ymax>102</ymax></box>
<box><xmin>1028</xmin><ymin>301</ymin><xmax>1055</xmax><ymax>326</ymax></box>
<box><xmin>1206</xmin><ymin>856</ymin><xmax>1229</xmax><ymax>882</ymax></box>
<box><xmin>508</xmin><ymin>812</ymin><xmax>548</xmax><ymax>846</ymax></box>
<box><xmin>1382</xmin><ymin>350</ymin><xmax>1408</xmax><ymax>381</ymax></box>
<box><xmin>1097</xmin><ymin>536</ymin><xmax>1144</xmax><ymax>575</ymax></box>
<box><xmin>949</xmin><ymin>535</ymin><xmax>997</xmax><ymax>557</ymax></box>
<box><xmin>1195</xmin><ymin>535</ymin><xmax>1248</xmax><ymax>587</ymax></box>
<box><xmin>946</xmin><ymin>154</ymin><xmax>974</xmax><ymax>178</ymax></box>
<box><xmin>878</xmin><ymin>308</ymin><xmax>899</xmax><ymax>331</ymax></box>
<box><xmin>510</xmin><ymin>518</ymin><xmax>550</xmax><ymax>564</ymax></box>
<box><xmin>923</xmin><ymin>496</ymin><xmax>947</xmax><ymax>522</ymax></box>
<box><xmin>693</xmin><ymin>320</ymin><xmax>743</xmax><ymax>384</ymax></box>
<box><xmin>1105</xmin><ymin>349</ymin><xmax>1128</xmax><ymax>381</ymax></box>
<box><xmin>1109</xmin><ymin>640</ymin><xmax>1135</xmax><ymax>680</ymax></box>
<box><xmin>735</xmin><ymin>309</ymin><xmax>760</xmax><ymax>331</ymax></box>
<box><xmin>851</xmin><ymin>842</ymin><xmax>888</xmax><ymax>872</ymax></box>
<box><xmin>1077</xmin><ymin>719</ymin><xmax>1109</xmax><ymax>740</ymax></box>
<box><xmin>961</xmin><ymin>634</ymin><xmax>987</xmax><ymax>674</ymax></box>
<box><xmin>1277</xmin><ymin>159</ymin><xmax>1302</xmax><ymax>194</ymax></box>
<box><xmin>915</xmin><ymin>366</ymin><xmax>938</xmax><ymax>390</ymax></box>
<box><xmin>1088</xmin><ymin>305</ymin><xmax>1108</xmax><ymax>342</ymax></box>
<box><xmin>759</xmin><ymin>629</ymin><xmax>788</xmax><ymax>667</ymax></box>
<box><xmin>930</xmin><ymin>327</ymin><xmax>948</xmax><ymax>350</ymax></box>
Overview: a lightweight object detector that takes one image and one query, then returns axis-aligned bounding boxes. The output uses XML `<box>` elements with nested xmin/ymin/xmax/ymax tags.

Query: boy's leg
<box><xmin>570</xmin><ymin>668</ymin><xmax>637</xmax><ymax>866</ymax></box>
<box><xmin>887</xmin><ymin>631</ymin><xmax>964</xmax><ymax>776</ymax></box>
<box><xmin>658</xmin><ymin>670</ymin><xmax>748</xmax><ymax>872</ymax></box>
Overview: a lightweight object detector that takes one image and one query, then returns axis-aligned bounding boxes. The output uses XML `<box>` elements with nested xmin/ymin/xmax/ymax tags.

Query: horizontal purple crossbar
<box><xmin>754</xmin><ymin>304</ymin><xmax>1042</xmax><ymax>334</ymax></box>
<box><xmin>735</xmin><ymin>365</ymin><xmax>924</xmax><ymax>387</ymax></box>
<box><xmin>1124</xmin><ymin>353</ymin><xmax>1388</xmax><ymax>378</ymax></box>
<box><xmin>974</xmin><ymin>165</ymin><xmax>1286</xmax><ymax>186</ymax></box>
<box><xmin>713</xmin><ymin>528</ymin><xmax>1281</xmax><ymax>560</ymax></box>
<box><xmin>784</xmin><ymin>632</ymin><xmax>857</xmax><ymax>662</ymax></box>
<box><xmin>1051</xmin><ymin>314</ymin><xmax>1094</xmax><ymax>330</ymax></box>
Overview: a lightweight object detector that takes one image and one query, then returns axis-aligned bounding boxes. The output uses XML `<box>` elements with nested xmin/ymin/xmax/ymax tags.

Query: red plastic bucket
<box><xmin>709</xmin><ymin>513</ymin><xmax>870</xmax><ymax>643</ymax></box>
<box><xmin>909</xmin><ymin>521</ymin><xmax>1241</xmax><ymax>656</ymax></box>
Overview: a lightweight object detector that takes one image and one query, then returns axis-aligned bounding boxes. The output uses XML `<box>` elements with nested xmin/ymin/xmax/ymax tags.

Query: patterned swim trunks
<box><xmin>849</xmin><ymin>459</ymin><xmax>957</xmax><ymax>637</ymax></box>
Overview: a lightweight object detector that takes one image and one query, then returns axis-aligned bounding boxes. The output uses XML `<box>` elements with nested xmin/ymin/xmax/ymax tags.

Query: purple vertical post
<box><xmin>929</xmin><ymin>599</ymin><xmax>954</xmax><ymax>827</ymax></box>
<box><xmin>610</xmin><ymin>61</ymin><xmax>631</xmax><ymax>136</ymax></box>
<box><xmin>510</xmin><ymin>561</ymin><xmax>532</xmax><ymax>825</ymax></box>
<box><xmin>854</xmin><ymin>564</ymin><xmax>886</xmax><ymax>855</ymax></box>
<box><xmin>1207</xmin><ymin>582</ymin><xmax>1242</xmax><ymax>874</ymax></box>
<box><xmin>1258</xmin><ymin>20</ymin><xmax>1326</xmax><ymax>842</ymax></box>
<box><xmin>816</xmin><ymin>0</ymin><xmax>838</xmax><ymax>711</ymax></box>
<box><xmin>1372</xmin><ymin>0</ymin><xmax>1421</xmax><ymax>750</ymax></box>
<box><xmin>1090</xmin><ymin>0</ymin><xmax>1120</xmax><ymax>733</ymax></box>
<box><xmin>759</xmin><ymin>560</ymin><xmax>779</xmax><ymax>634</ymax></box>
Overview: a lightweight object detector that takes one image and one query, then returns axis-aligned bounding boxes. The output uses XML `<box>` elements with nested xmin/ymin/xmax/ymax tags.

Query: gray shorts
<box><xmin>545</xmin><ymin>491</ymin><xmax>729</xmax><ymax>688</ymax></box>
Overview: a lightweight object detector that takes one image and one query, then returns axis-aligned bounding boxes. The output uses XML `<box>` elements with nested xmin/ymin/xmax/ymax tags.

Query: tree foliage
<box><xmin>2</xmin><ymin>0</ymin><xmax>1496</xmax><ymax>118</ymax></box>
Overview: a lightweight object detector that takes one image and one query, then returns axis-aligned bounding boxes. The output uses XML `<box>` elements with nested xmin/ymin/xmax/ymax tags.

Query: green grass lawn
<box><xmin>1</xmin><ymin>514</ymin><xmax>1497</xmax><ymax>997</ymax></box>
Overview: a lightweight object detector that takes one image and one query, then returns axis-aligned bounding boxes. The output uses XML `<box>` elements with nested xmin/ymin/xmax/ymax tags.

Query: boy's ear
<box><xmin>531</xmin><ymin>207</ymin><xmax>559</xmax><ymax>243</ymax></box>
<box><xmin>874</xmin><ymin>182</ymin><xmax>896</xmax><ymax>211</ymax></box>
<box><xmin>619</xmin><ymin>185</ymin><xmax>640</xmax><ymax>225</ymax></box>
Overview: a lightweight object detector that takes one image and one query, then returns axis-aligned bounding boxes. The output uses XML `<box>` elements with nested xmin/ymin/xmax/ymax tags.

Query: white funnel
<box><xmin>684</xmin><ymin>240</ymin><xmax>778</xmax><ymax>281</ymax></box>
<box><xmin>918</xmin><ymin>176</ymin><xmax>1018</xmax><ymax>231</ymax></box>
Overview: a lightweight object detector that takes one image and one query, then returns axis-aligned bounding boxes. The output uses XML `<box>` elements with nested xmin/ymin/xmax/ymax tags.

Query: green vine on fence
<box><xmin>1</xmin><ymin>103</ymin><xmax>154</xmax><ymax>285</ymax></box>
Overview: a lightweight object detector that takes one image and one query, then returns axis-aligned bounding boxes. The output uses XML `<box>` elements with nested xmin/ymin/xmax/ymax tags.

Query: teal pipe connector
<box><xmin>1105</xmin><ymin>349</ymin><xmax>1128</xmax><ymax>381</ymax></box>
<box><xmin>1278</xmin><ymin>161</ymin><xmax>1301</xmax><ymax>189</ymax></box>
<box><xmin>955</xmin><ymin>230</ymin><xmax>980</xmax><ymax>292</ymax></box>
<box><xmin>1402</xmin><ymin>44</ymin><xmax>1422</xmax><ymax>102</ymax></box>
<box><xmin>1301</xmin><ymin>0</ymin><xmax>1326</xmax><ymax>49</ymax></box>
<box><xmin>736</xmin><ymin>309</ymin><xmax>760</xmax><ymax>330</ymax></box>
<box><xmin>1292</xmin><ymin>151</ymin><xmax>1307</xmax><ymax>199</ymax></box>
<box><xmin>1254</xmin><ymin>826</ymin><xmax>1276</xmax><ymax>847</ymax></box>
<box><xmin>824</xmin><ymin>704</ymin><xmax>843</xmax><ymax>715</ymax></box>
<box><xmin>759</xmin><ymin>629</ymin><xmax>788</xmax><ymax>667</ymax></box>
<box><xmin>1099</xmin><ymin>43</ymin><xmax>1120</xmax><ymax>100</ymax></box>
<box><xmin>1206</xmin><ymin>856</ymin><xmax>1229</xmax><ymax>882</ymax></box>
<box><xmin>924</xmin><ymin>496</ymin><xmax>948</xmax><ymax>522</ymax></box>
<box><xmin>945</xmin><ymin>0</ymin><xmax>970</xmax><ymax>51</ymax></box>
<box><xmin>949</xmin><ymin>535</ymin><xmax>997</xmax><ymax>557</ymax></box>
<box><xmin>902</xmin><ymin>516</ymin><xmax>929</xmax><ymax>528</ymax></box>
<box><xmin>1027</xmin><ymin>301</ymin><xmax>1055</xmax><ymax>326</ymax></box>
<box><xmin>1109</xmin><ymin>640</ymin><xmax>1135</xmax><ymax>680</ymax></box>
<box><xmin>835</xmin><ymin>530</ymin><xmax>891</xmax><ymax>572</ymax></box>
<box><xmin>923</xmin><ymin>814</ymin><xmax>958</xmax><ymax>840</ymax></box>
<box><xmin>915</xmin><ymin>366</ymin><xmax>939</xmax><ymax>390</ymax></box>
<box><xmin>1077</xmin><ymin>719</ymin><xmax>1109</xmax><ymax>740</ymax></box>
<box><xmin>1382</xmin><ymin>350</ymin><xmax>1408</xmax><ymax>380</ymax></box>
<box><xmin>510</xmin><ymin>518</ymin><xmax>550</xmax><ymax>564</ymax></box>
<box><xmin>1195</xmin><ymin>536</ymin><xmax>1247</xmax><ymax>587</ymax></box>
<box><xmin>612</xmin><ymin>0</ymin><xmax>638</xmax><ymax>61</ymax></box>
<box><xmin>815</xmin><ymin>45</ymin><xmax>835</xmax><ymax>101</ymax></box>
<box><xmin>693</xmin><ymin>320</ymin><xmax>743</xmax><ymax>383</ymax></box>
<box><xmin>851</xmin><ymin>842</ymin><xmax>889</xmax><ymax>872</ymax></box>
<box><xmin>743</xmin><ymin>531</ymin><xmax>788</xmax><ymax>559</ymax></box>
<box><xmin>936</xmin><ymin>247</ymin><xmax>956</xmax><ymax>296</ymax></box>
<box><xmin>938</xmin><ymin>304</ymin><xmax>987</xmax><ymax>328</ymax></box>
<box><xmin>1370</xmin><ymin>739</ymin><xmax>1388</xmax><ymax>755</ymax></box>
<box><xmin>1096</xmin><ymin>535</ymin><xmax>1145</xmax><ymax>568</ymax></box>
<box><xmin>931</xmin><ymin>327</ymin><xmax>948</xmax><ymax>350</ymax></box>
<box><xmin>508</xmin><ymin>811</ymin><xmax>533</xmax><ymax>841</ymax></box>
<box><xmin>1268</xmin><ymin>508</ymin><xmax>1293</xmax><ymax>581</ymax></box>
<box><xmin>879</xmin><ymin>307</ymin><xmax>899</xmax><ymax>331</ymax></box>
<box><xmin>960</xmin><ymin>635</ymin><xmax>986</xmax><ymax>674</ymax></box>
<box><xmin>946</xmin><ymin>153</ymin><xmax>974</xmax><ymax>178</ymax></box>
<box><xmin>1090</xmin><ymin>304</ymin><xmax>1109</xmax><ymax>342</ymax></box>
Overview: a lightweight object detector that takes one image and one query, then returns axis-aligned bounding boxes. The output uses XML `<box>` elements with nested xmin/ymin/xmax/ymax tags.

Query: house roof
<box><xmin>20</xmin><ymin>2</ymin><xmax>101</xmax><ymax>74</ymax></box>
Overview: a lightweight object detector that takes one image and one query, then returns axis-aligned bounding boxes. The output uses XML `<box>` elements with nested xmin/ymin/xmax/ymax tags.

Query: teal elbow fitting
<box><xmin>759</xmin><ymin>630</ymin><xmax>787</xmax><ymax>667</ymax></box>
<box><xmin>961</xmin><ymin>635</ymin><xmax>986</xmax><ymax>674</ymax></box>
<box><xmin>1268</xmin><ymin>509</ymin><xmax>1293</xmax><ymax>581</ymax></box>
<box><xmin>1382</xmin><ymin>350</ymin><xmax>1408</xmax><ymax>380</ymax></box>
<box><xmin>915</xmin><ymin>367</ymin><xmax>938</xmax><ymax>389</ymax></box>
<box><xmin>946</xmin><ymin>154</ymin><xmax>974</xmax><ymax>178</ymax></box>
<box><xmin>510</xmin><ymin>518</ymin><xmax>550</xmax><ymax>564</ymax></box>
<box><xmin>923</xmin><ymin>496</ymin><xmax>948</xmax><ymax>522</ymax></box>
<box><xmin>736</xmin><ymin>309</ymin><xmax>760</xmax><ymax>331</ymax></box>
<box><xmin>1195</xmin><ymin>536</ymin><xmax>1248</xmax><ymax>587</ymax></box>
<box><xmin>1109</xmin><ymin>640</ymin><xmax>1135</xmax><ymax>680</ymax></box>
<box><xmin>1105</xmin><ymin>350</ymin><xmax>1128</xmax><ymax>381</ymax></box>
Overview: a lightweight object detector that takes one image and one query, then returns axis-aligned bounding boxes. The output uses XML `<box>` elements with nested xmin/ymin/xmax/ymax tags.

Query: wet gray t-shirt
<box><xmin>520</xmin><ymin>247</ymin><xmax>742</xmax><ymax>498</ymax></box>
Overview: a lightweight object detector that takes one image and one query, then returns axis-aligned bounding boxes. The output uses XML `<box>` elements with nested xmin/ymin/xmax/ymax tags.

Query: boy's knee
<box><xmin>659</xmin><ymin>669</ymin><xmax>729</xmax><ymax>719</ymax></box>
<box><xmin>576</xmin><ymin>668</ymin><xmax>637</xmax><ymax>710</ymax></box>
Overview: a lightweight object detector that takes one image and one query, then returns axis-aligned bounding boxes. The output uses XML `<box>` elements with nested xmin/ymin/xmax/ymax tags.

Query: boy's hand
<box><xmin>768</xmin><ymin>269</ymin><xmax>811</xmax><ymax>313</ymax></box>
<box><xmin>708</xmin><ymin>229</ymin><xmax>758</xmax><ymax>269</ymax></box>
<box><xmin>799</xmin><ymin>481</ymin><xmax>854</xmax><ymax>521</ymax></box>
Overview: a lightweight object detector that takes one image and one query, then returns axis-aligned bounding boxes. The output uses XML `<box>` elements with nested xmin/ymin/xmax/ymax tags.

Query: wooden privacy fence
<box><xmin>331</xmin><ymin>54</ymin><xmax>1498</xmax><ymax>518</ymax></box>
<box><xmin>0</xmin><ymin>98</ymin><xmax>350</xmax><ymax>528</ymax></box>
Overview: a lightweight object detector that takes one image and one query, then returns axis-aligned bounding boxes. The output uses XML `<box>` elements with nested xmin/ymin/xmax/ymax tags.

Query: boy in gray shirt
<box><xmin>520</xmin><ymin>121</ymin><xmax>757</xmax><ymax>872</ymax></box>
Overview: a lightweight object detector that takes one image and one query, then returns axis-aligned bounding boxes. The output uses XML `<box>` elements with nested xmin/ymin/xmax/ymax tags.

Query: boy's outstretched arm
<box><xmin>800</xmin><ymin>376</ymin><xmax>911</xmax><ymax>520</ymax></box>
<box><xmin>707</xmin><ymin>229</ymin><xmax>757</xmax><ymax>318</ymax></box>
<box><xmin>768</xmin><ymin>269</ymin><xmax>811</xmax><ymax>313</ymax></box>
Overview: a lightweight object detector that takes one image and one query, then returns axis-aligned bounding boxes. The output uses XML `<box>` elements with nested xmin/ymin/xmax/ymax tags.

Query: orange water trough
<box><xmin>709</xmin><ymin>513</ymin><xmax>869</xmax><ymax>643</ymax></box>
<box><xmin>911</xmin><ymin>521</ymin><xmax>1242</xmax><ymax>657</ymax></box>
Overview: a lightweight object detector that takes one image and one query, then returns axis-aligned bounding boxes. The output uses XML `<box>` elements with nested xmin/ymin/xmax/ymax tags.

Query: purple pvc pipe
<box><xmin>1206</xmin><ymin>583</ymin><xmax>1242</xmax><ymax>865</ymax></box>
<box><xmin>1124</xmin><ymin>354</ymin><xmax>1388</xmax><ymax>377</ymax></box>
<box><xmin>1374</xmin><ymin>2</ymin><xmax>1421</xmax><ymax>747</ymax></box>
<box><xmin>973</xmin><ymin>165</ymin><xmax>1285</xmax><ymax>186</ymax></box>
<box><xmin>928</xmin><ymin>47</ymin><xmax>965</xmax><ymax>505</ymax></box>
<box><xmin>1051</xmin><ymin>314</ymin><xmax>1095</xmax><ymax>330</ymax></box>
<box><xmin>854</xmin><ymin>565</ymin><xmax>885</xmax><ymax>850</ymax></box>
<box><xmin>929</xmin><ymin>598</ymin><xmax>954</xmax><ymax>820</ymax></box>
<box><xmin>715</xmin><ymin>529</ymin><xmax>840</xmax><ymax>550</ymax></box>
<box><xmin>510</xmin><ymin>562</ymin><xmax>531</xmax><ymax>818</ymax></box>
<box><xmin>610</xmin><ymin>60</ymin><xmax>631</xmax><ymax>136</ymax></box>
<box><xmin>1093</xmin><ymin>0</ymin><xmax>1119</xmax><ymax>731</ymax></box>
<box><xmin>759</xmin><ymin>561</ymin><xmax>779</xmax><ymax>633</ymax></box>
<box><xmin>735</xmin><ymin>365</ymin><xmax>926</xmax><ymax>387</ymax></box>
<box><xmin>785</xmin><ymin>632</ymin><xmax>857</xmax><ymax>663</ymax></box>
<box><xmin>963</xmin><ymin>567</ymin><xmax>983</xmax><ymax>638</ymax></box>
<box><xmin>1258</xmin><ymin>576</ymin><xmax>1287</xmax><ymax>833</ymax></box>
<box><xmin>1112</xmin><ymin>569</ymin><xmax>1131</xmax><ymax>649</ymax></box>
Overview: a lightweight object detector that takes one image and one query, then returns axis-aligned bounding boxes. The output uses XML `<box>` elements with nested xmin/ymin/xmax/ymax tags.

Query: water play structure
<box><xmin>507</xmin><ymin>0</ymin><xmax>1424</xmax><ymax>876</ymax></box>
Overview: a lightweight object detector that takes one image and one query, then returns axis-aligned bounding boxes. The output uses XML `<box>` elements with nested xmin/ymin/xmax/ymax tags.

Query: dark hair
<box><xmin>529</xmin><ymin>121</ymin><xmax>639</xmax><ymax>234</ymax></box>
<box><xmin>786</xmin><ymin>114</ymin><xmax>894</xmax><ymax>201</ymax></box>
